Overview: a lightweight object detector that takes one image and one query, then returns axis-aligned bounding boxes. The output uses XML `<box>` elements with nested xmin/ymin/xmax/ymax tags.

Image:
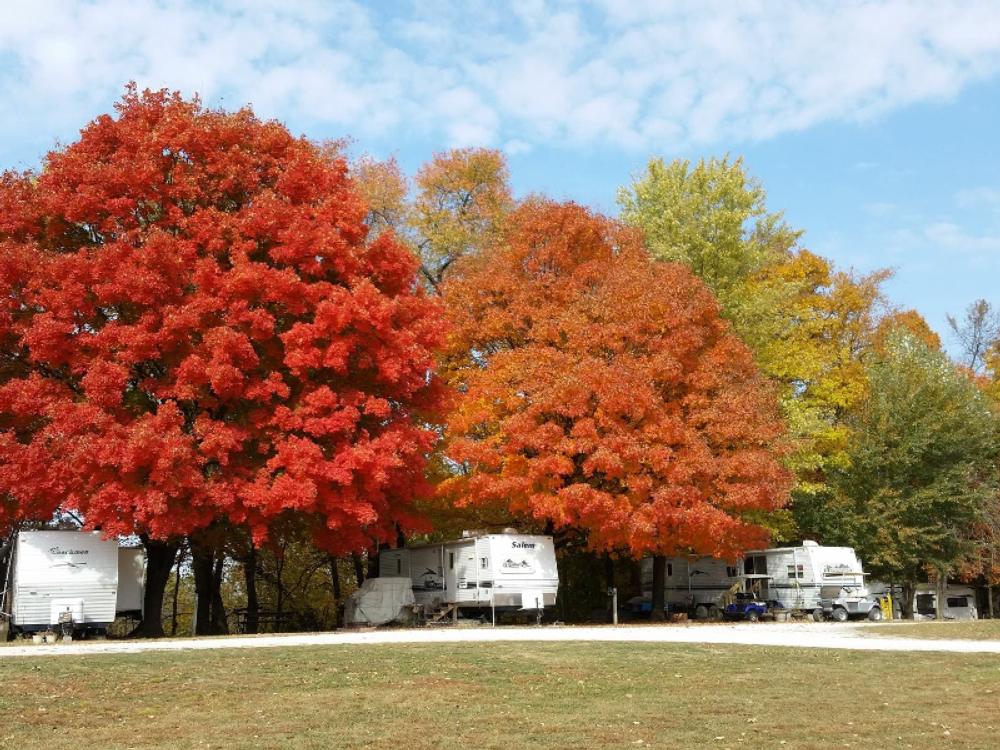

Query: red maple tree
<box><xmin>0</xmin><ymin>87</ymin><xmax>445</xmax><ymax>632</ymax></box>
<box><xmin>440</xmin><ymin>200</ymin><xmax>791</xmax><ymax>561</ymax></box>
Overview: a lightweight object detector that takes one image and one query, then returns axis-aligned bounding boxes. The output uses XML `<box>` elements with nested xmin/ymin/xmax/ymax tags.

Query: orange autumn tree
<box><xmin>440</xmin><ymin>201</ymin><xmax>792</xmax><ymax>616</ymax></box>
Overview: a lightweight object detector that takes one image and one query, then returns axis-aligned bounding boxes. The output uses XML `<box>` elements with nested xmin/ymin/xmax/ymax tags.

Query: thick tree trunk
<box><xmin>901</xmin><ymin>583</ymin><xmax>915</xmax><ymax>620</ymax></box>
<box><xmin>132</xmin><ymin>535</ymin><xmax>180</xmax><ymax>638</ymax></box>
<box><xmin>650</xmin><ymin>555</ymin><xmax>667</xmax><ymax>622</ymax></box>
<box><xmin>988</xmin><ymin>584</ymin><xmax>994</xmax><ymax>619</ymax></box>
<box><xmin>191</xmin><ymin>543</ymin><xmax>214</xmax><ymax>636</ymax></box>
<box><xmin>352</xmin><ymin>552</ymin><xmax>366</xmax><ymax>587</ymax></box>
<box><xmin>210</xmin><ymin>556</ymin><xmax>229</xmax><ymax>634</ymax></box>
<box><xmin>243</xmin><ymin>545</ymin><xmax>259</xmax><ymax>635</ymax></box>
<box><xmin>367</xmin><ymin>545</ymin><xmax>379</xmax><ymax>579</ymax></box>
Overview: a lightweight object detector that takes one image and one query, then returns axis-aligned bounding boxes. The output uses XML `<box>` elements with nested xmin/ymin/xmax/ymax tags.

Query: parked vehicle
<box><xmin>1</xmin><ymin>530</ymin><xmax>144</xmax><ymax>637</ymax></box>
<box><xmin>723</xmin><ymin>593</ymin><xmax>782</xmax><ymax>622</ymax></box>
<box><xmin>868</xmin><ymin>582</ymin><xmax>978</xmax><ymax>620</ymax></box>
<box><xmin>814</xmin><ymin>584</ymin><xmax>884</xmax><ymax>622</ymax></box>
<box><xmin>642</xmin><ymin>541</ymin><xmax>871</xmax><ymax>618</ymax></box>
<box><xmin>379</xmin><ymin>532</ymin><xmax>559</xmax><ymax>620</ymax></box>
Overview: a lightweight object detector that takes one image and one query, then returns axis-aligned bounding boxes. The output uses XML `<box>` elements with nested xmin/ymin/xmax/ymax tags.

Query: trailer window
<box><xmin>666</xmin><ymin>563</ymin><xmax>673</xmax><ymax>577</ymax></box>
<box><xmin>481</xmin><ymin>557</ymin><xmax>488</xmax><ymax>569</ymax></box>
<box><xmin>947</xmin><ymin>597</ymin><xmax>970</xmax><ymax>608</ymax></box>
<box><xmin>916</xmin><ymin>594</ymin><xmax>936</xmax><ymax>616</ymax></box>
<box><xmin>787</xmin><ymin>565</ymin><xmax>804</xmax><ymax>579</ymax></box>
<box><xmin>449</xmin><ymin>552</ymin><xmax>454</xmax><ymax>570</ymax></box>
<box><xmin>726</xmin><ymin>566</ymin><xmax>738</xmax><ymax>578</ymax></box>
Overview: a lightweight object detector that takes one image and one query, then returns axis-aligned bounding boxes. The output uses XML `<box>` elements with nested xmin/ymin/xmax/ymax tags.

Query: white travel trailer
<box><xmin>3</xmin><ymin>531</ymin><xmax>144</xmax><ymax>636</ymax></box>
<box><xmin>912</xmin><ymin>585</ymin><xmax>978</xmax><ymax>620</ymax></box>
<box><xmin>868</xmin><ymin>582</ymin><xmax>979</xmax><ymax>620</ymax></box>
<box><xmin>642</xmin><ymin>541</ymin><xmax>870</xmax><ymax>618</ymax></box>
<box><xmin>379</xmin><ymin>533</ymin><xmax>559</xmax><ymax>617</ymax></box>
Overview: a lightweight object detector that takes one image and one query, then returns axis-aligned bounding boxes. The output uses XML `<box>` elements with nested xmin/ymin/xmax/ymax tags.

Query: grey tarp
<box><xmin>344</xmin><ymin>577</ymin><xmax>416</xmax><ymax>626</ymax></box>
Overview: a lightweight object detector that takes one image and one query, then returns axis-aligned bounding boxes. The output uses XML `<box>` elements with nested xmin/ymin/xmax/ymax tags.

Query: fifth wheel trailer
<box><xmin>642</xmin><ymin>541</ymin><xmax>872</xmax><ymax>618</ymax></box>
<box><xmin>2</xmin><ymin>531</ymin><xmax>144</xmax><ymax>636</ymax></box>
<box><xmin>379</xmin><ymin>533</ymin><xmax>559</xmax><ymax>616</ymax></box>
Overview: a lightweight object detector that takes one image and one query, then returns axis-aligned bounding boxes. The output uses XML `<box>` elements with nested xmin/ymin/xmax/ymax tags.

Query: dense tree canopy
<box><xmin>0</xmin><ymin>87</ymin><xmax>446</xmax><ymax>553</ymax></box>
<box><xmin>439</xmin><ymin>200</ymin><xmax>792</xmax><ymax>559</ymax></box>
<box><xmin>829</xmin><ymin>332</ymin><xmax>999</xmax><ymax>586</ymax></box>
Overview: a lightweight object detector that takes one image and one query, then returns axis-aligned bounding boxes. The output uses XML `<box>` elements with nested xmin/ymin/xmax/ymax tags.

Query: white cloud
<box><xmin>956</xmin><ymin>187</ymin><xmax>1000</xmax><ymax>212</ymax></box>
<box><xmin>925</xmin><ymin>222</ymin><xmax>1000</xmax><ymax>255</ymax></box>
<box><xmin>3</xmin><ymin>0</ymin><xmax>1000</xmax><ymax>160</ymax></box>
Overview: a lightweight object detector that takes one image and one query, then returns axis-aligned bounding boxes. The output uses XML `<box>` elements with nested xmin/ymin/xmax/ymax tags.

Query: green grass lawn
<box><xmin>865</xmin><ymin>619</ymin><xmax>1000</xmax><ymax>640</ymax></box>
<box><xmin>1</xmin><ymin>642</ymin><xmax>998</xmax><ymax>749</ymax></box>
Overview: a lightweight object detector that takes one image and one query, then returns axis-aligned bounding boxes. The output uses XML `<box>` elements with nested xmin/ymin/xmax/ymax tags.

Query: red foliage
<box><xmin>439</xmin><ymin>200</ymin><xmax>791</xmax><ymax>559</ymax></box>
<box><xmin>0</xmin><ymin>86</ymin><xmax>445</xmax><ymax>553</ymax></box>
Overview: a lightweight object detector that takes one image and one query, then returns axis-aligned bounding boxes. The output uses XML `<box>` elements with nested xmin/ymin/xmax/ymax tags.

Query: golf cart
<box><xmin>814</xmin><ymin>584</ymin><xmax>884</xmax><ymax>622</ymax></box>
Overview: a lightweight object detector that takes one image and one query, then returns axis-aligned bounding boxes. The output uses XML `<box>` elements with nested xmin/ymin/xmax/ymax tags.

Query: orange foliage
<box><xmin>439</xmin><ymin>201</ymin><xmax>792</xmax><ymax>559</ymax></box>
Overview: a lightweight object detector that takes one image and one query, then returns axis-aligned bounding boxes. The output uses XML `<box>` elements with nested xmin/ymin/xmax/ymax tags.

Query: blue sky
<box><xmin>3</xmin><ymin>0</ymin><xmax>1000</xmax><ymax>350</ymax></box>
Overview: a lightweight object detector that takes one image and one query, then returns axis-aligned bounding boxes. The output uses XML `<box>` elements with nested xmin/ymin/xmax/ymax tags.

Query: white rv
<box><xmin>379</xmin><ymin>533</ymin><xmax>558</xmax><ymax>616</ymax></box>
<box><xmin>869</xmin><ymin>582</ymin><xmax>979</xmax><ymax>620</ymax></box>
<box><xmin>642</xmin><ymin>541</ymin><xmax>870</xmax><ymax>618</ymax></box>
<box><xmin>3</xmin><ymin>531</ymin><xmax>144</xmax><ymax>636</ymax></box>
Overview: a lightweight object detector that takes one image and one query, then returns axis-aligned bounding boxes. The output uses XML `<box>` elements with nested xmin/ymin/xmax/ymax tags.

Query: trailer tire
<box><xmin>867</xmin><ymin>606</ymin><xmax>884</xmax><ymax>622</ymax></box>
<box><xmin>694</xmin><ymin>605</ymin><xmax>709</xmax><ymax>620</ymax></box>
<box><xmin>746</xmin><ymin>609</ymin><xmax>760</xmax><ymax>622</ymax></box>
<box><xmin>707</xmin><ymin>605</ymin><xmax>721</xmax><ymax>621</ymax></box>
<box><xmin>831</xmin><ymin>607</ymin><xmax>849</xmax><ymax>622</ymax></box>
<box><xmin>812</xmin><ymin>608</ymin><xmax>825</xmax><ymax>622</ymax></box>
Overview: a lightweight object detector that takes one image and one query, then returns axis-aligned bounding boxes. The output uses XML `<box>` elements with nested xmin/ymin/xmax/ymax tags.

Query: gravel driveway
<box><xmin>3</xmin><ymin>620</ymin><xmax>999</xmax><ymax>658</ymax></box>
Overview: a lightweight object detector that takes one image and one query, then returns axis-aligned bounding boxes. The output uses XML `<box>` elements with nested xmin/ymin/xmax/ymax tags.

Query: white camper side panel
<box><xmin>441</xmin><ymin>539</ymin><xmax>477</xmax><ymax>605</ymax></box>
<box><xmin>379</xmin><ymin>549</ymin><xmax>411</xmax><ymax>580</ymax></box>
<box><xmin>752</xmin><ymin>544</ymin><xmax>867</xmax><ymax>611</ymax></box>
<box><xmin>116</xmin><ymin>548</ymin><xmax>145</xmax><ymax>614</ymax></box>
<box><xmin>487</xmin><ymin>535</ymin><xmax>558</xmax><ymax>609</ymax></box>
<box><xmin>641</xmin><ymin>557</ymin><xmax>739</xmax><ymax>607</ymax></box>
<box><xmin>12</xmin><ymin>531</ymin><xmax>118</xmax><ymax>629</ymax></box>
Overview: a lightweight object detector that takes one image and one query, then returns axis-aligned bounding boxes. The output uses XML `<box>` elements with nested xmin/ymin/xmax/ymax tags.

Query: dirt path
<box><xmin>3</xmin><ymin>620</ymin><xmax>999</xmax><ymax>658</ymax></box>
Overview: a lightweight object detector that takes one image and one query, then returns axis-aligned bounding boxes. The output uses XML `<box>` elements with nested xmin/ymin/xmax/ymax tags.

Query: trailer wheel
<box><xmin>812</xmin><ymin>608</ymin><xmax>825</xmax><ymax>623</ymax></box>
<box><xmin>831</xmin><ymin>607</ymin><xmax>849</xmax><ymax>622</ymax></box>
<box><xmin>694</xmin><ymin>605</ymin><xmax>709</xmax><ymax>620</ymax></box>
<box><xmin>867</xmin><ymin>606</ymin><xmax>884</xmax><ymax>622</ymax></box>
<box><xmin>746</xmin><ymin>609</ymin><xmax>760</xmax><ymax>622</ymax></box>
<box><xmin>707</xmin><ymin>605</ymin><xmax>721</xmax><ymax>621</ymax></box>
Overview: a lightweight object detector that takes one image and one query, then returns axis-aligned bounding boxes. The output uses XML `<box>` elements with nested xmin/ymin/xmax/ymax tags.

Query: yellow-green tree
<box><xmin>352</xmin><ymin>148</ymin><xmax>513</xmax><ymax>290</ymax></box>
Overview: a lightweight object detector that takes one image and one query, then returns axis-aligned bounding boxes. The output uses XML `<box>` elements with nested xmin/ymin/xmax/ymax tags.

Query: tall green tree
<box><xmin>830</xmin><ymin>332</ymin><xmax>999</xmax><ymax>615</ymax></box>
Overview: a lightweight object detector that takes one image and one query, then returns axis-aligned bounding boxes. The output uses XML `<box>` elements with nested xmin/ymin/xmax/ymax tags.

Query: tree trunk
<box><xmin>988</xmin><ymin>584</ymin><xmax>994</xmax><ymax>620</ymax></box>
<box><xmin>936</xmin><ymin>570</ymin><xmax>947</xmax><ymax>621</ymax></box>
<box><xmin>329</xmin><ymin>556</ymin><xmax>342</xmax><ymax>600</ymax></box>
<box><xmin>352</xmin><ymin>551</ymin><xmax>366</xmax><ymax>587</ymax></box>
<box><xmin>170</xmin><ymin>545</ymin><xmax>185</xmax><ymax>637</ymax></box>
<box><xmin>367</xmin><ymin>545</ymin><xmax>379</xmax><ymax>579</ymax></box>
<box><xmin>132</xmin><ymin>535</ymin><xmax>180</xmax><ymax>638</ymax></box>
<box><xmin>650</xmin><ymin>555</ymin><xmax>666</xmax><ymax>622</ymax></box>
<box><xmin>901</xmin><ymin>583</ymin><xmax>915</xmax><ymax>620</ymax></box>
<box><xmin>243</xmin><ymin>545</ymin><xmax>259</xmax><ymax>635</ymax></box>
<box><xmin>210</xmin><ymin>556</ymin><xmax>229</xmax><ymax>634</ymax></box>
<box><xmin>191</xmin><ymin>542</ymin><xmax>215</xmax><ymax>636</ymax></box>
